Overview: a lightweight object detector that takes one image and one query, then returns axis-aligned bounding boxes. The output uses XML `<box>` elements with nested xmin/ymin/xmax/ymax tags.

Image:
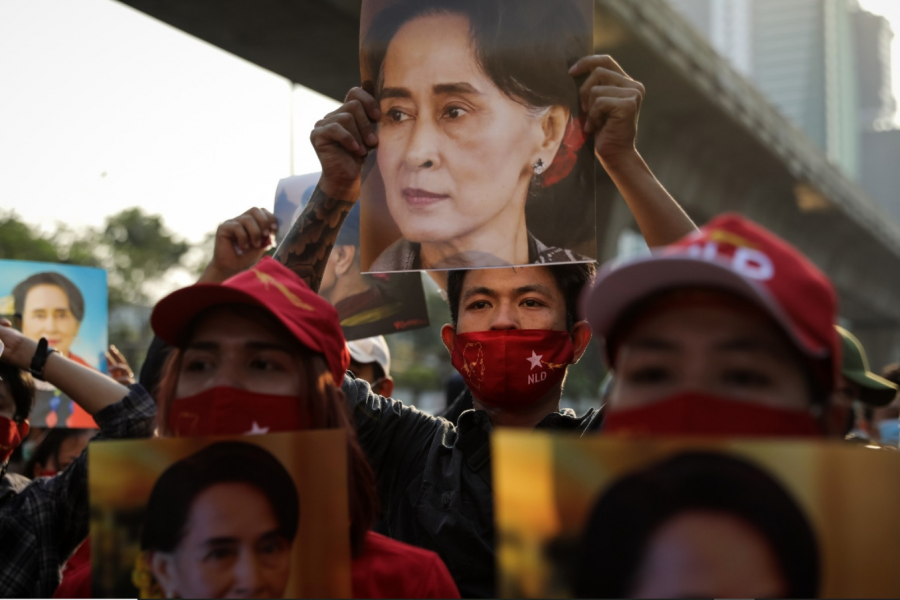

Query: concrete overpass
<box><xmin>119</xmin><ymin>0</ymin><xmax>900</xmax><ymax>365</ymax></box>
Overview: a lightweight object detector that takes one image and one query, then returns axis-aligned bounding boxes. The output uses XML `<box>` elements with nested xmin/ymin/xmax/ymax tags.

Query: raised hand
<box><xmin>312</xmin><ymin>85</ymin><xmax>381</xmax><ymax>201</ymax></box>
<box><xmin>569</xmin><ymin>55</ymin><xmax>645</xmax><ymax>164</ymax></box>
<box><xmin>200</xmin><ymin>207</ymin><xmax>279</xmax><ymax>284</ymax></box>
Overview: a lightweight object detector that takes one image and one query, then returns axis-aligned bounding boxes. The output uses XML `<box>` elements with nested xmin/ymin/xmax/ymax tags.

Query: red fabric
<box><xmin>168</xmin><ymin>386</ymin><xmax>310</xmax><ymax>437</ymax></box>
<box><xmin>66</xmin><ymin>354</ymin><xmax>98</xmax><ymax>428</ymax></box>
<box><xmin>450</xmin><ymin>329</ymin><xmax>574</xmax><ymax>409</ymax></box>
<box><xmin>0</xmin><ymin>416</ymin><xmax>29</xmax><ymax>463</ymax></box>
<box><xmin>151</xmin><ymin>257</ymin><xmax>350</xmax><ymax>384</ymax></box>
<box><xmin>352</xmin><ymin>532</ymin><xmax>460</xmax><ymax>599</ymax></box>
<box><xmin>664</xmin><ymin>214</ymin><xmax>840</xmax><ymax>385</ymax></box>
<box><xmin>54</xmin><ymin>532</ymin><xmax>459</xmax><ymax>600</ymax></box>
<box><xmin>604</xmin><ymin>392</ymin><xmax>821</xmax><ymax>437</ymax></box>
<box><xmin>52</xmin><ymin>553</ymin><xmax>91</xmax><ymax>598</ymax></box>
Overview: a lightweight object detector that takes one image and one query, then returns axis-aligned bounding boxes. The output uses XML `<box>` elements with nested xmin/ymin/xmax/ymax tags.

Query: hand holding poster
<box><xmin>90</xmin><ymin>430</ymin><xmax>352</xmax><ymax>599</ymax></box>
<box><xmin>274</xmin><ymin>174</ymin><xmax>429</xmax><ymax>340</ymax></box>
<box><xmin>358</xmin><ymin>0</ymin><xmax>596</xmax><ymax>272</ymax></box>
<box><xmin>0</xmin><ymin>260</ymin><xmax>107</xmax><ymax>428</ymax></box>
<box><xmin>494</xmin><ymin>432</ymin><xmax>900</xmax><ymax>599</ymax></box>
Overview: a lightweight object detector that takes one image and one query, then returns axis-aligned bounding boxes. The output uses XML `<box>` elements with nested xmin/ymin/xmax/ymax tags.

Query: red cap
<box><xmin>151</xmin><ymin>257</ymin><xmax>350</xmax><ymax>384</ymax></box>
<box><xmin>581</xmin><ymin>214</ymin><xmax>840</xmax><ymax>389</ymax></box>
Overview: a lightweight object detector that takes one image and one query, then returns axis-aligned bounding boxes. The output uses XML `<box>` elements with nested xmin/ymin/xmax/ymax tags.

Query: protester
<box><xmin>582</xmin><ymin>214</ymin><xmax>845</xmax><ymax>437</ymax></box>
<box><xmin>0</xmin><ymin>362</ymin><xmax>35</xmax><ymax>507</ymax></box>
<box><xmin>0</xmin><ymin>319</ymin><xmax>155</xmax><ymax>598</ymax></box>
<box><xmin>23</xmin><ymin>429</ymin><xmax>96</xmax><ymax>479</ymax></box>
<box><xmin>348</xmin><ymin>336</ymin><xmax>394</xmax><ymax>398</ymax></box>
<box><xmin>571</xmin><ymin>452</ymin><xmax>819</xmax><ymax>598</ymax></box>
<box><xmin>265</xmin><ymin>34</ymin><xmax>696</xmax><ymax>592</ymax></box>
<box><xmin>833</xmin><ymin>327</ymin><xmax>898</xmax><ymax>442</ymax></box>
<box><xmin>57</xmin><ymin>256</ymin><xmax>460</xmax><ymax>599</ymax></box>
<box><xmin>136</xmin><ymin>442</ymin><xmax>300</xmax><ymax>599</ymax></box>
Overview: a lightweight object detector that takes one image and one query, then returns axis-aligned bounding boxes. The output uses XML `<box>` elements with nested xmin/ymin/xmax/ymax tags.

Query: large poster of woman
<box><xmin>358</xmin><ymin>0</ymin><xmax>596</xmax><ymax>272</ymax></box>
<box><xmin>90</xmin><ymin>430</ymin><xmax>352</xmax><ymax>598</ymax></box>
<box><xmin>494</xmin><ymin>432</ymin><xmax>900</xmax><ymax>599</ymax></box>
<box><xmin>0</xmin><ymin>260</ymin><xmax>107</xmax><ymax>428</ymax></box>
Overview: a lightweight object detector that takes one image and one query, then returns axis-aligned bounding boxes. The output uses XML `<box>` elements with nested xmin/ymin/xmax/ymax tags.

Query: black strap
<box><xmin>29</xmin><ymin>338</ymin><xmax>57</xmax><ymax>381</ymax></box>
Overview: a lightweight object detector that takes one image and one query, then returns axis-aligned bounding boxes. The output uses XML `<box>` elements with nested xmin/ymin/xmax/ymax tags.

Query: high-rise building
<box><xmin>667</xmin><ymin>0</ymin><xmax>860</xmax><ymax>178</ymax></box>
<box><xmin>854</xmin><ymin>9</ymin><xmax>896</xmax><ymax>130</ymax></box>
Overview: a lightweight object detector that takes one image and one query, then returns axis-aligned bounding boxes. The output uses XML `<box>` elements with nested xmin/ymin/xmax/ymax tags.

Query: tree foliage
<box><xmin>0</xmin><ymin>208</ymin><xmax>189</xmax><ymax>308</ymax></box>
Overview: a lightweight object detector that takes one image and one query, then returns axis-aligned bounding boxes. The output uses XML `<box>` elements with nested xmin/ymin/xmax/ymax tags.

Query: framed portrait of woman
<box><xmin>494</xmin><ymin>432</ymin><xmax>900</xmax><ymax>599</ymax></box>
<box><xmin>0</xmin><ymin>260</ymin><xmax>107</xmax><ymax>428</ymax></box>
<box><xmin>89</xmin><ymin>431</ymin><xmax>352</xmax><ymax>599</ymax></box>
<box><xmin>358</xmin><ymin>0</ymin><xmax>596</xmax><ymax>272</ymax></box>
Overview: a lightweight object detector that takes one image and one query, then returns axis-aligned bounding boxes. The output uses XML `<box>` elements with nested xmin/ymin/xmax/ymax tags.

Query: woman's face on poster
<box><xmin>21</xmin><ymin>284</ymin><xmax>81</xmax><ymax>356</ymax></box>
<box><xmin>376</xmin><ymin>13</ymin><xmax>560</xmax><ymax>245</ymax></box>
<box><xmin>628</xmin><ymin>510</ymin><xmax>786</xmax><ymax>598</ymax></box>
<box><xmin>152</xmin><ymin>481</ymin><xmax>293</xmax><ymax>599</ymax></box>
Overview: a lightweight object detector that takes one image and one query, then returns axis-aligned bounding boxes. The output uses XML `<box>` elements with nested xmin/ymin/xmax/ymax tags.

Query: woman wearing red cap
<box><xmin>47</xmin><ymin>217</ymin><xmax>459</xmax><ymax>598</ymax></box>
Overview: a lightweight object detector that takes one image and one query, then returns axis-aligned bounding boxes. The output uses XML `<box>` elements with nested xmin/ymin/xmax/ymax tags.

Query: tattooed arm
<box><xmin>274</xmin><ymin>86</ymin><xmax>381</xmax><ymax>292</ymax></box>
<box><xmin>273</xmin><ymin>189</ymin><xmax>355</xmax><ymax>292</ymax></box>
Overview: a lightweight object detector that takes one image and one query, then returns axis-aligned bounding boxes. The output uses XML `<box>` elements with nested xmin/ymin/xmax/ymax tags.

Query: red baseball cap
<box><xmin>581</xmin><ymin>214</ymin><xmax>840</xmax><ymax>389</ymax></box>
<box><xmin>151</xmin><ymin>257</ymin><xmax>350</xmax><ymax>384</ymax></box>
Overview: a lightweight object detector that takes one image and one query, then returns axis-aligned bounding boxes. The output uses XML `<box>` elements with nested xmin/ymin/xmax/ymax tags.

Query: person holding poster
<box><xmin>0</xmin><ymin>319</ymin><xmax>156</xmax><ymax>598</ymax></box>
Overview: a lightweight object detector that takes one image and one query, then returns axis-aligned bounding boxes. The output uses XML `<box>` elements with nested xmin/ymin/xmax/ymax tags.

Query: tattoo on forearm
<box><xmin>273</xmin><ymin>186</ymin><xmax>354</xmax><ymax>292</ymax></box>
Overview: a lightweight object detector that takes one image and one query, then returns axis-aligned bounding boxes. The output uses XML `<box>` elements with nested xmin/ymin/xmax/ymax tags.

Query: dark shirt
<box><xmin>0</xmin><ymin>385</ymin><xmax>156</xmax><ymax>598</ymax></box>
<box><xmin>343</xmin><ymin>374</ymin><xmax>601</xmax><ymax>598</ymax></box>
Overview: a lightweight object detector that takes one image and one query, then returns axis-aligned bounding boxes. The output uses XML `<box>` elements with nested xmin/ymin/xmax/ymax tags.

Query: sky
<box><xmin>1</xmin><ymin>0</ymin><xmax>898</xmax><ymax>251</ymax></box>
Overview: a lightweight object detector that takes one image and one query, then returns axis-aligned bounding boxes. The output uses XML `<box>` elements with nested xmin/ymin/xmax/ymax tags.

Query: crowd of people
<box><xmin>2</xmin><ymin>2</ymin><xmax>899</xmax><ymax>597</ymax></box>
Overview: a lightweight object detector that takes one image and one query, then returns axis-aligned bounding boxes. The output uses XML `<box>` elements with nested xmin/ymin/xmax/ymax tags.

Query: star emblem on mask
<box><xmin>527</xmin><ymin>351</ymin><xmax>544</xmax><ymax>370</ymax></box>
<box><xmin>246</xmin><ymin>421</ymin><xmax>270</xmax><ymax>435</ymax></box>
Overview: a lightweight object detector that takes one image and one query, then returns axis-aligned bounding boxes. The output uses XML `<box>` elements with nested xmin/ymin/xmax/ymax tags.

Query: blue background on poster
<box><xmin>0</xmin><ymin>259</ymin><xmax>108</xmax><ymax>372</ymax></box>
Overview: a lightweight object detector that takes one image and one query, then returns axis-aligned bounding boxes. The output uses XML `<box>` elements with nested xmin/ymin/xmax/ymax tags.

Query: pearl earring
<box><xmin>533</xmin><ymin>159</ymin><xmax>545</xmax><ymax>175</ymax></box>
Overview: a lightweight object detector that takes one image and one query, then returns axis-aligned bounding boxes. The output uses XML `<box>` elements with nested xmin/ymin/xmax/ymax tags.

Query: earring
<box><xmin>533</xmin><ymin>159</ymin><xmax>545</xmax><ymax>176</ymax></box>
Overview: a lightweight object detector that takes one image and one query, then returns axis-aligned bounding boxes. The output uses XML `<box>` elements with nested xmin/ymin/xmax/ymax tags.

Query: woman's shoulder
<box><xmin>529</xmin><ymin>233</ymin><xmax>593</xmax><ymax>265</ymax></box>
<box><xmin>370</xmin><ymin>238</ymin><xmax>419</xmax><ymax>272</ymax></box>
<box><xmin>352</xmin><ymin>532</ymin><xmax>460</xmax><ymax>599</ymax></box>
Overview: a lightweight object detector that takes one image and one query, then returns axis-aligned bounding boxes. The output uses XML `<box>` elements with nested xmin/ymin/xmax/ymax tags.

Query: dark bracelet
<box><xmin>29</xmin><ymin>337</ymin><xmax>58</xmax><ymax>381</ymax></box>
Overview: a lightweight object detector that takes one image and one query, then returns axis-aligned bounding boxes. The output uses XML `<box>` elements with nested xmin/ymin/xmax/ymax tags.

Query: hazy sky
<box><xmin>1</xmin><ymin>0</ymin><xmax>898</xmax><ymax>249</ymax></box>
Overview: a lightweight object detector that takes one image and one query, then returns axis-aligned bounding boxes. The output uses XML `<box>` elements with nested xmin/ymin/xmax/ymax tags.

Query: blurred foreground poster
<box><xmin>90</xmin><ymin>430</ymin><xmax>352</xmax><ymax>598</ymax></box>
<box><xmin>494</xmin><ymin>432</ymin><xmax>900</xmax><ymax>599</ymax></box>
<box><xmin>0</xmin><ymin>259</ymin><xmax>107</xmax><ymax>428</ymax></box>
<box><xmin>274</xmin><ymin>173</ymin><xmax>429</xmax><ymax>341</ymax></box>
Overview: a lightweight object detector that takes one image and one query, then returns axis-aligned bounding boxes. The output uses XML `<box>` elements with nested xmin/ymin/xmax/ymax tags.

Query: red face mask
<box><xmin>603</xmin><ymin>392</ymin><xmax>821</xmax><ymax>437</ymax></box>
<box><xmin>0</xmin><ymin>417</ymin><xmax>30</xmax><ymax>464</ymax></box>
<box><xmin>167</xmin><ymin>386</ymin><xmax>309</xmax><ymax>437</ymax></box>
<box><xmin>450</xmin><ymin>329</ymin><xmax>575</xmax><ymax>409</ymax></box>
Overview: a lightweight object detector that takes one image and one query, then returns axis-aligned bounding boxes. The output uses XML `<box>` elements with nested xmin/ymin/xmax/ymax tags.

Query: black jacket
<box><xmin>343</xmin><ymin>374</ymin><xmax>601</xmax><ymax>598</ymax></box>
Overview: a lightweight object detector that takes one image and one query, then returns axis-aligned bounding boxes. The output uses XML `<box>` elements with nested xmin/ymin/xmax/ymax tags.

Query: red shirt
<box><xmin>54</xmin><ymin>532</ymin><xmax>459</xmax><ymax>599</ymax></box>
<box><xmin>352</xmin><ymin>532</ymin><xmax>460</xmax><ymax>599</ymax></box>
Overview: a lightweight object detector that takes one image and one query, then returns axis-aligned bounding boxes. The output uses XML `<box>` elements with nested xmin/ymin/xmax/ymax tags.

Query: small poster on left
<box><xmin>0</xmin><ymin>260</ymin><xmax>108</xmax><ymax>428</ymax></box>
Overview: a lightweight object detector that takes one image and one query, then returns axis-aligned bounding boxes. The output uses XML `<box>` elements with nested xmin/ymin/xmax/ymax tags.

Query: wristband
<box><xmin>29</xmin><ymin>337</ymin><xmax>58</xmax><ymax>381</ymax></box>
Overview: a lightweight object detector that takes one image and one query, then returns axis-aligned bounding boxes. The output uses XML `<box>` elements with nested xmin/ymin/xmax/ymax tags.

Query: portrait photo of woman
<box><xmin>135</xmin><ymin>441</ymin><xmax>300</xmax><ymax>600</ymax></box>
<box><xmin>570</xmin><ymin>452</ymin><xmax>820</xmax><ymax>599</ymax></box>
<box><xmin>358</xmin><ymin>0</ymin><xmax>595</xmax><ymax>272</ymax></box>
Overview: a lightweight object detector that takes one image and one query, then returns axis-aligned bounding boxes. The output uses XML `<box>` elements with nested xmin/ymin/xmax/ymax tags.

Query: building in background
<box><xmin>669</xmin><ymin>0</ymin><xmax>861</xmax><ymax>178</ymax></box>
<box><xmin>854</xmin><ymin>8</ymin><xmax>897</xmax><ymax>130</ymax></box>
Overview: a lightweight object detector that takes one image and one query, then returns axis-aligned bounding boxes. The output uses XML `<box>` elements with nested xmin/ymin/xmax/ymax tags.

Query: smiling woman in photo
<box><xmin>361</xmin><ymin>0</ymin><xmax>594</xmax><ymax>271</ymax></box>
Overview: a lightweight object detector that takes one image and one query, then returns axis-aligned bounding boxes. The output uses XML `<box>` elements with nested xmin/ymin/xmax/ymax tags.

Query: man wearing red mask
<box><xmin>262</xmin><ymin>55</ymin><xmax>697</xmax><ymax>598</ymax></box>
<box><xmin>581</xmin><ymin>214</ymin><xmax>844</xmax><ymax>437</ymax></box>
